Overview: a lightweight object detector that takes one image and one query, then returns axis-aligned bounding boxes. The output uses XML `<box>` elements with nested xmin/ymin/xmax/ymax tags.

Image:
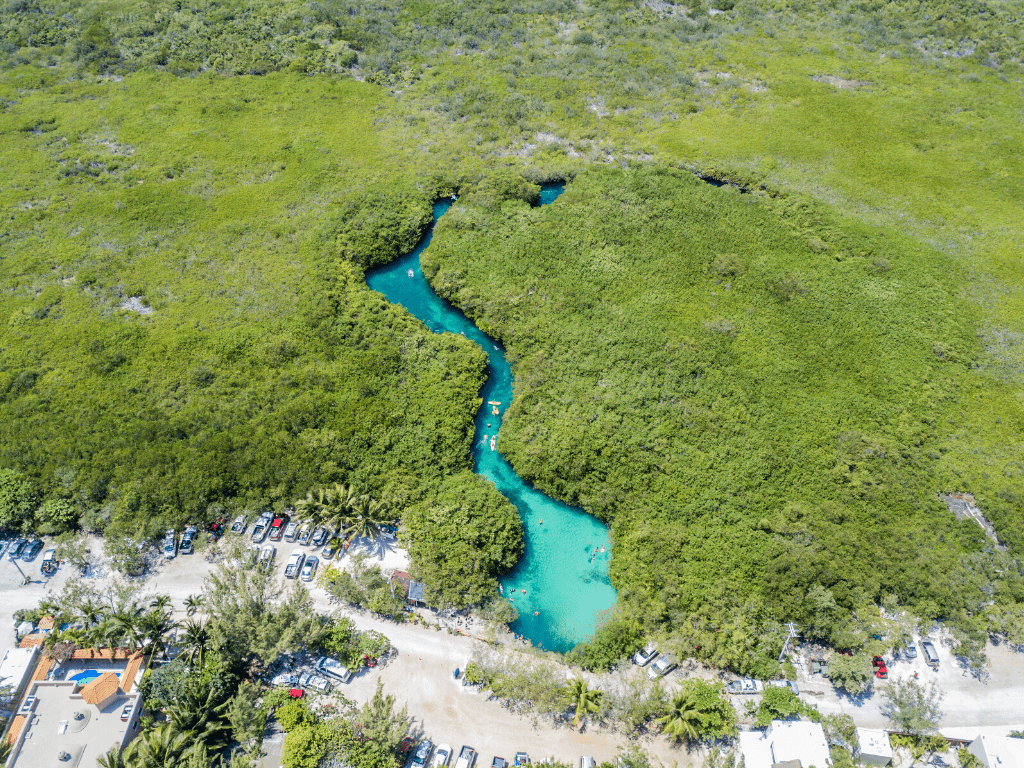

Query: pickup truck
<box><xmin>455</xmin><ymin>746</ymin><xmax>477</xmax><ymax>768</ymax></box>
<box><xmin>284</xmin><ymin>549</ymin><xmax>305</xmax><ymax>579</ymax></box>
<box><xmin>726</xmin><ymin>679</ymin><xmax>764</xmax><ymax>694</ymax></box>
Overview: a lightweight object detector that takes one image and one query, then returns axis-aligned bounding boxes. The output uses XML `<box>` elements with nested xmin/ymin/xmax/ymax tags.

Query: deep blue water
<box><xmin>365</xmin><ymin>184</ymin><xmax>616</xmax><ymax>653</ymax></box>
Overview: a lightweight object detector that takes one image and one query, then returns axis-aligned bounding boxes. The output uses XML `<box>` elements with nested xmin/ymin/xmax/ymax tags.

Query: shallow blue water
<box><xmin>366</xmin><ymin>185</ymin><xmax>616</xmax><ymax>653</ymax></box>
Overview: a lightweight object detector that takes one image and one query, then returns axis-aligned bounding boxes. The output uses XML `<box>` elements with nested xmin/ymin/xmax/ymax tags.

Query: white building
<box><xmin>968</xmin><ymin>735</ymin><xmax>1024</xmax><ymax>768</ymax></box>
<box><xmin>856</xmin><ymin>729</ymin><xmax>893</xmax><ymax>766</ymax></box>
<box><xmin>4</xmin><ymin>673</ymin><xmax>142</xmax><ymax>768</ymax></box>
<box><xmin>740</xmin><ymin>721</ymin><xmax>832</xmax><ymax>768</ymax></box>
<box><xmin>0</xmin><ymin>647</ymin><xmax>39</xmax><ymax>711</ymax></box>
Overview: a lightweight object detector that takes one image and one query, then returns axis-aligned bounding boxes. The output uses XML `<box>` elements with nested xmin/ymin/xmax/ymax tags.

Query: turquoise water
<box><xmin>366</xmin><ymin>185</ymin><xmax>616</xmax><ymax>653</ymax></box>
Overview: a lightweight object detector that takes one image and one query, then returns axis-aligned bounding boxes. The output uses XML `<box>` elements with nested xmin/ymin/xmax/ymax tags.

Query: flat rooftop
<box><xmin>0</xmin><ymin>648</ymin><xmax>38</xmax><ymax>708</ymax></box>
<box><xmin>5</xmin><ymin>679</ymin><xmax>141</xmax><ymax>768</ymax></box>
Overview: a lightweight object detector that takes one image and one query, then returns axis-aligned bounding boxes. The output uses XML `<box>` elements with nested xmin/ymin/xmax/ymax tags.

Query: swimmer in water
<box><xmin>539</xmin><ymin>519</ymin><xmax>543</xmax><ymax>524</ymax></box>
<box><xmin>533</xmin><ymin>611</ymin><xmax>539</xmax><ymax>616</ymax></box>
<box><xmin>601</xmin><ymin>546</ymin><xmax>605</xmax><ymax>553</ymax></box>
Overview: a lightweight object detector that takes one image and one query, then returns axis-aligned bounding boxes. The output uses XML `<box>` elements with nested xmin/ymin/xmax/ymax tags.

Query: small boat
<box><xmin>407</xmin><ymin>269</ymin><xmax>414</xmax><ymax>277</ymax></box>
<box><xmin>490</xmin><ymin>436</ymin><xmax>496</xmax><ymax>450</ymax></box>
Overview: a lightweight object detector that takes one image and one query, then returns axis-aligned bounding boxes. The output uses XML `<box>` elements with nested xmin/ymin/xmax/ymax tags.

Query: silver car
<box><xmin>633</xmin><ymin>642</ymin><xmax>657</xmax><ymax>666</ymax></box>
<box><xmin>765</xmin><ymin>680</ymin><xmax>799</xmax><ymax>694</ymax></box>
<box><xmin>647</xmin><ymin>654</ymin><xmax>677</xmax><ymax>679</ymax></box>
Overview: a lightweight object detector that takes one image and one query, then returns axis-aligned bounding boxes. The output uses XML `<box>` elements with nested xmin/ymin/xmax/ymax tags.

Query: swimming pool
<box><xmin>68</xmin><ymin>670</ymin><xmax>120</xmax><ymax>685</ymax></box>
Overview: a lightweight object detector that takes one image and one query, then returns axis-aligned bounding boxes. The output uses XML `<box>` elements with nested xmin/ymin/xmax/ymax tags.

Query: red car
<box><xmin>872</xmin><ymin>656</ymin><xmax>888</xmax><ymax>678</ymax></box>
<box><xmin>268</xmin><ymin>514</ymin><xmax>288</xmax><ymax>542</ymax></box>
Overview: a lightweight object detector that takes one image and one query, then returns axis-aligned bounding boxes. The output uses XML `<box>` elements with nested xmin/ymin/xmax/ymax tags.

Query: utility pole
<box><xmin>778</xmin><ymin>622</ymin><xmax>800</xmax><ymax>663</ymax></box>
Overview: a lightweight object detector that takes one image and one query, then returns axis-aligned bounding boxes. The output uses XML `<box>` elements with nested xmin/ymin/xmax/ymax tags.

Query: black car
<box><xmin>22</xmin><ymin>539</ymin><xmax>44</xmax><ymax>561</ymax></box>
<box><xmin>8</xmin><ymin>538</ymin><xmax>27</xmax><ymax>559</ymax></box>
<box><xmin>413</xmin><ymin>740</ymin><xmax>434</xmax><ymax>768</ymax></box>
<box><xmin>311</xmin><ymin>525</ymin><xmax>331</xmax><ymax>547</ymax></box>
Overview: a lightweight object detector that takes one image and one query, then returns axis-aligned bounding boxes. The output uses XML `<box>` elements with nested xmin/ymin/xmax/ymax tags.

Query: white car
<box><xmin>300</xmin><ymin>556</ymin><xmax>319</xmax><ymax>582</ymax></box>
<box><xmin>432</xmin><ymin>745</ymin><xmax>454</xmax><ymax>768</ymax></box>
<box><xmin>284</xmin><ymin>522</ymin><xmax>299</xmax><ymax>542</ymax></box>
<box><xmin>163</xmin><ymin>529</ymin><xmax>177</xmax><ymax>559</ymax></box>
<box><xmin>284</xmin><ymin>549</ymin><xmax>305</xmax><ymax>579</ymax></box>
<box><xmin>726</xmin><ymin>678</ymin><xmax>765</xmax><ymax>694</ymax></box>
<box><xmin>633</xmin><ymin>642</ymin><xmax>657</xmax><ymax>666</ymax></box>
<box><xmin>455</xmin><ymin>747</ymin><xmax>477</xmax><ymax>768</ymax></box>
<box><xmin>231</xmin><ymin>514</ymin><xmax>247</xmax><ymax>534</ymax></box>
<box><xmin>315</xmin><ymin>656</ymin><xmax>352</xmax><ymax>683</ymax></box>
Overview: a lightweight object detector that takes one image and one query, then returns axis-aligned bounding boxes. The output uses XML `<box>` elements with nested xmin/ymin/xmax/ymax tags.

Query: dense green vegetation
<box><xmin>425</xmin><ymin>165</ymin><xmax>1024</xmax><ymax>667</ymax></box>
<box><xmin>1</xmin><ymin>0</ymin><xmax>1023</xmax><ymax>672</ymax></box>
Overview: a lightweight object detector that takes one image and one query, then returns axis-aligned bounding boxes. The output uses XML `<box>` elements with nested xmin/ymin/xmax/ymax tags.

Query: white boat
<box><xmin>490</xmin><ymin>436</ymin><xmax>496</xmax><ymax>450</ymax></box>
<box><xmin>407</xmin><ymin>269</ymin><xmax>414</xmax><ymax>277</ymax></box>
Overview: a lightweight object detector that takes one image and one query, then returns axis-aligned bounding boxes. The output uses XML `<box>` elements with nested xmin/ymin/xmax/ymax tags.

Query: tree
<box><xmin>180</xmin><ymin>619</ymin><xmax>210</xmax><ymax>666</ymax></box>
<box><xmin>755</xmin><ymin>686</ymin><xmax>804</xmax><ymax>727</ymax></box>
<box><xmin>358</xmin><ymin>680</ymin><xmax>411</xmax><ymax>754</ymax></box>
<box><xmin>36</xmin><ymin>498</ymin><xmax>77</xmax><ymax>534</ymax></box>
<box><xmin>97</xmin><ymin>746</ymin><xmax>128</xmax><ymax>768</ymax></box>
<box><xmin>283</xmin><ymin>723</ymin><xmax>332</xmax><ymax>768</ymax></box>
<box><xmin>184</xmin><ymin>594</ymin><xmax>203</xmax><ymax>617</ymax></box>
<box><xmin>478</xmin><ymin>597</ymin><xmax>519</xmax><ymax>626</ymax></box>
<box><xmin>122</xmin><ymin>724</ymin><xmax>192</xmax><ymax>768</ymax></box>
<box><xmin>676</xmin><ymin>679</ymin><xmax>736</xmax><ymax>739</ymax></box>
<box><xmin>0</xmin><ymin>468</ymin><xmax>37</xmax><ymax>531</ymax></box>
<box><xmin>656</xmin><ymin>689</ymin><xmax>701</xmax><ymax>743</ymax></box>
<box><xmin>345</xmin><ymin>494</ymin><xmax>394</xmax><ymax>544</ymax></box>
<box><xmin>828</xmin><ymin>652</ymin><xmax>874</xmax><ymax>695</ymax></box>
<box><xmin>563</xmin><ymin>676</ymin><xmax>604</xmax><ymax>729</ymax></box>
<box><xmin>882</xmin><ymin>678</ymin><xmax>944</xmax><ymax>735</ymax></box>
<box><xmin>228</xmin><ymin>681</ymin><xmax>266</xmax><ymax>747</ymax></box>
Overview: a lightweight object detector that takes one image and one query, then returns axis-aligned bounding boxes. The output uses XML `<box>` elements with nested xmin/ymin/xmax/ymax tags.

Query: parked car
<box><xmin>432</xmin><ymin>745</ymin><xmax>453</xmax><ymax>768</ymax></box>
<box><xmin>0</xmin><ymin>540</ymin><xmax>9</xmax><ymax>558</ymax></box>
<box><xmin>726</xmin><ymin>679</ymin><xmax>765</xmax><ymax>694</ymax></box>
<box><xmin>312</xmin><ymin>525</ymin><xmax>331</xmax><ymax>547</ymax></box>
<box><xmin>322</xmin><ymin>537</ymin><xmax>341</xmax><ymax>560</ymax></box>
<box><xmin>765</xmin><ymin>680</ymin><xmax>800</xmax><ymax>694</ymax></box>
<box><xmin>492</xmin><ymin>758</ymin><xmax>507</xmax><ymax>768</ymax></box>
<box><xmin>298</xmin><ymin>672</ymin><xmax>332</xmax><ymax>692</ymax></box>
<box><xmin>514</xmin><ymin>754</ymin><xmax>529</xmax><ymax>767</ymax></box>
<box><xmin>163</xmin><ymin>530</ymin><xmax>177</xmax><ymax>559</ymax></box>
<box><xmin>8</xmin><ymin>538</ymin><xmax>27</xmax><ymax>559</ymax></box>
<box><xmin>904</xmin><ymin>643</ymin><xmax>918</xmax><ymax>660</ymax></box>
<box><xmin>455</xmin><ymin>746</ymin><xmax>477</xmax><ymax>768</ymax></box>
<box><xmin>271</xmin><ymin>672</ymin><xmax>300</xmax><ymax>687</ymax></box>
<box><xmin>315</xmin><ymin>656</ymin><xmax>352</xmax><ymax>683</ymax></box>
<box><xmin>251</xmin><ymin>514</ymin><xmax>271</xmax><ymax>544</ymax></box>
<box><xmin>922</xmin><ymin>640</ymin><xmax>941</xmax><ymax>668</ymax></box>
<box><xmin>231</xmin><ymin>514</ymin><xmax>247</xmax><ymax>534</ymax></box>
<box><xmin>22</xmin><ymin>539</ymin><xmax>44</xmax><ymax>561</ymax></box>
<box><xmin>258</xmin><ymin>546</ymin><xmax>276</xmax><ymax>570</ymax></box>
<box><xmin>300</xmin><ymin>556</ymin><xmax>319</xmax><ymax>582</ymax></box>
<box><xmin>40</xmin><ymin>548</ymin><xmax>58</xmax><ymax>575</ymax></box>
<box><xmin>284</xmin><ymin>522</ymin><xmax>299</xmax><ymax>542</ymax></box>
<box><xmin>120</xmin><ymin>702</ymin><xmax>134</xmax><ymax>722</ymax></box>
<box><xmin>580</xmin><ymin>758</ymin><xmax>595</xmax><ymax>768</ymax></box>
<box><xmin>268</xmin><ymin>514</ymin><xmax>288</xmax><ymax>542</ymax></box>
<box><xmin>633</xmin><ymin>642</ymin><xmax>658</xmax><ymax>666</ymax></box>
<box><xmin>284</xmin><ymin>549</ymin><xmax>305</xmax><ymax>579</ymax></box>
<box><xmin>647</xmin><ymin>654</ymin><xmax>677</xmax><ymax>679</ymax></box>
<box><xmin>872</xmin><ymin>656</ymin><xmax>888</xmax><ymax>679</ymax></box>
<box><xmin>180</xmin><ymin>525</ymin><xmax>198</xmax><ymax>555</ymax></box>
<box><xmin>297</xmin><ymin>525</ymin><xmax>312</xmax><ymax>546</ymax></box>
<box><xmin>412</xmin><ymin>740</ymin><xmax>434</xmax><ymax>768</ymax></box>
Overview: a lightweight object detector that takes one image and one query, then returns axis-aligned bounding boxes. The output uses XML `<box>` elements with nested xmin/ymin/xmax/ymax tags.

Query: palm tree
<box><xmin>139</xmin><ymin>609</ymin><xmax>178</xmax><ymax>657</ymax></box>
<box><xmin>150</xmin><ymin>595</ymin><xmax>172</xmax><ymax>613</ymax></box>
<box><xmin>344</xmin><ymin>495</ymin><xmax>394</xmax><ymax>544</ymax></box>
<box><xmin>78</xmin><ymin>599</ymin><xmax>107</xmax><ymax>628</ymax></box>
<box><xmin>110</xmin><ymin>607</ymin><xmax>144</xmax><ymax>650</ymax></box>
<box><xmin>180</xmin><ymin>619</ymin><xmax>209</xmax><ymax>667</ymax></box>
<box><xmin>183</xmin><ymin>594</ymin><xmax>203</xmax><ymax>617</ymax></box>
<box><xmin>96</xmin><ymin>746</ymin><xmax>128</xmax><ymax>768</ymax></box>
<box><xmin>657</xmin><ymin>689</ymin><xmax>702</xmax><ymax>743</ymax></box>
<box><xmin>122</xmin><ymin>724</ymin><xmax>191</xmax><ymax>768</ymax></box>
<box><xmin>563</xmin><ymin>676</ymin><xmax>604</xmax><ymax>729</ymax></box>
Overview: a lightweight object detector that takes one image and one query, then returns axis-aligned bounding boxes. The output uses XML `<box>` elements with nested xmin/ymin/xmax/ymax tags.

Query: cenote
<box><xmin>366</xmin><ymin>183</ymin><xmax>617</xmax><ymax>653</ymax></box>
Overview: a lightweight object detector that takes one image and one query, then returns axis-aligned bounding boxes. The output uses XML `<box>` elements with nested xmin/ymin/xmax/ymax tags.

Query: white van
<box><xmin>315</xmin><ymin>656</ymin><xmax>352</xmax><ymax>683</ymax></box>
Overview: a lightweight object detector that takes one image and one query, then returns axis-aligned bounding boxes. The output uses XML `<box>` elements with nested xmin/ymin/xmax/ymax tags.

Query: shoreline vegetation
<box><xmin>1</xmin><ymin>0</ymin><xmax>1023</xmax><ymax>684</ymax></box>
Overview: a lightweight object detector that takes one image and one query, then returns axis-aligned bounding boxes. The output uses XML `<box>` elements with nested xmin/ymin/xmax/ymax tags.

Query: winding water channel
<box><xmin>366</xmin><ymin>185</ymin><xmax>616</xmax><ymax>653</ymax></box>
